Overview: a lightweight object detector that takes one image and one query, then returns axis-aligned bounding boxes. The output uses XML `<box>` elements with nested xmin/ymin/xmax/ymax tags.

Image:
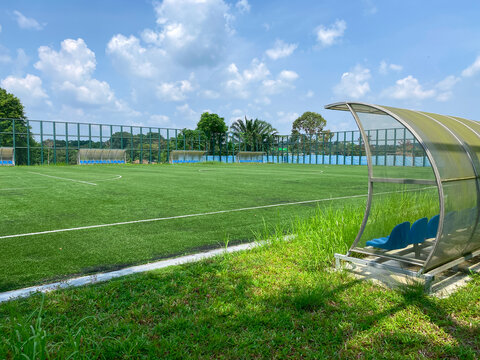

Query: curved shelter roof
<box><xmin>325</xmin><ymin>102</ymin><xmax>480</xmax><ymax>274</ymax></box>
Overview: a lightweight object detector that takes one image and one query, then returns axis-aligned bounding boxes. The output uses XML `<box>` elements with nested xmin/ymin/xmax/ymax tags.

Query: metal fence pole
<box><xmin>130</xmin><ymin>126</ymin><xmax>134</xmax><ymax>162</ymax></box>
<box><xmin>65</xmin><ymin>122</ymin><xmax>68</xmax><ymax>164</ymax></box>
<box><xmin>384</xmin><ymin>129</ymin><xmax>388</xmax><ymax>166</ymax></box>
<box><xmin>393</xmin><ymin>128</ymin><xmax>397</xmax><ymax>166</ymax></box>
<box><xmin>53</xmin><ymin>121</ymin><xmax>57</xmax><ymax>164</ymax></box>
<box><xmin>26</xmin><ymin>119</ymin><xmax>30</xmax><ymax>165</ymax></box>
<box><xmin>166</xmin><ymin>129</ymin><xmax>170</xmax><ymax>162</ymax></box>
<box><xmin>12</xmin><ymin>119</ymin><xmax>15</xmax><ymax>164</ymax></box>
<box><xmin>158</xmin><ymin>129</ymin><xmax>161</xmax><ymax>163</ymax></box>
<box><xmin>140</xmin><ymin>127</ymin><xmax>143</xmax><ymax>164</ymax></box>
<box><xmin>40</xmin><ymin>121</ymin><xmax>44</xmax><ymax>165</ymax></box>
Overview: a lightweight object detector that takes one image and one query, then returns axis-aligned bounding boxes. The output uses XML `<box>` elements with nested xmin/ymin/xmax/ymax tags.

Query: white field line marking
<box><xmin>28</xmin><ymin>172</ymin><xmax>97</xmax><ymax>186</ymax></box>
<box><xmin>0</xmin><ymin>238</ymin><xmax>281</xmax><ymax>303</ymax></box>
<box><xmin>0</xmin><ymin>186</ymin><xmax>436</xmax><ymax>240</ymax></box>
<box><xmin>91</xmin><ymin>175</ymin><xmax>122</xmax><ymax>182</ymax></box>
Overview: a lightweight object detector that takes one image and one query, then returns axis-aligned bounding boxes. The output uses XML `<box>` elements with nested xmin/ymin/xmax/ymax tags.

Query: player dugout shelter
<box><xmin>326</xmin><ymin>102</ymin><xmax>480</xmax><ymax>282</ymax></box>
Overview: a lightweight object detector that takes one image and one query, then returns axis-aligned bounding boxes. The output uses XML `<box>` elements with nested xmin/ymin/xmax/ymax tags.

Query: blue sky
<box><xmin>1</xmin><ymin>0</ymin><xmax>480</xmax><ymax>133</ymax></box>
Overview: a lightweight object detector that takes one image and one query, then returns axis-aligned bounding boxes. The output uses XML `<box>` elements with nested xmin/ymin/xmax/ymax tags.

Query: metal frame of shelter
<box><xmin>326</xmin><ymin>102</ymin><xmax>480</xmax><ymax>287</ymax></box>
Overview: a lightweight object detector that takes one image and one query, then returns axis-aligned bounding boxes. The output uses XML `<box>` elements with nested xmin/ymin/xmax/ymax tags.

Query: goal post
<box><xmin>0</xmin><ymin>147</ymin><xmax>15</xmax><ymax>166</ymax></box>
<box><xmin>78</xmin><ymin>148</ymin><xmax>126</xmax><ymax>165</ymax></box>
<box><xmin>236</xmin><ymin>151</ymin><xmax>265</xmax><ymax>163</ymax></box>
<box><xmin>169</xmin><ymin>150</ymin><xmax>206</xmax><ymax>164</ymax></box>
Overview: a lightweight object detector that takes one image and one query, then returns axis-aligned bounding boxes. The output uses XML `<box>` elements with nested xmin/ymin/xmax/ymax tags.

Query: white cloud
<box><xmin>176</xmin><ymin>103</ymin><xmax>198</xmax><ymax>122</ymax></box>
<box><xmin>306</xmin><ymin>90</ymin><xmax>314</xmax><ymax>98</ymax></box>
<box><xmin>277</xmin><ymin>111</ymin><xmax>299</xmax><ymax>124</ymax></box>
<box><xmin>150</xmin><ymin>114</ymin><xmax>170</xmax><ymax>126</ymax></box>
<box><xmin>262</xmin><ymin>70</ymin><xmax>298</xmax><ymax>95</ymax></box>
<box><xmin>59</xmin><ymin>79</ymin><xmax>115</xmax><ymax>106</ymax></box>
<box><xmin>200</xmin><ymin>89</ymin><xmax>220</xmax><ymax>99</ymax></box>
<box><xmin>107</xmin><ymin>0</ymin><xmax>234</xmax><ymax>81</ymax></box>
<box><xmin>13</xmin><ymin>10</ymin><xmax>44</xmax><ymax>30</ymax></box>
<box><xmin>435</xmin><ymin>75</ymin><xmax>460</xmax><ymax>102</ymax></box>
<box><xmin>379</xmin><ymin>60</ymin><xmax>403</xmax><ymax>75</ymax></box>
<box><xmin>152</xmin><ymin>0</ymin><xmax>232</xmax><ymax>67</ymax></box>
<box><xmin>316</xmin><ymin>20</ymin><xmax>346</xmax><ymax>47</ymax></box>
<box><xmin>156</xmin><ymin>80</ymin><xmax>194</xmax><ymax>101</ymax></box>
<box><xmin>107</xmin><ymin>34</ymin><xmax>162</xmax><ymax>78</ymax></box>
<box><xmin>382</xmin><ymin>75</ymin><xmax>435</xmax><ymax>100</ymax></box>
<box><xmin>461</xmin><ymin>55</ymin><xmax>480</xmax><ymax>77</ymax></box>
<box><xmin>225</xmin><ymin>59</ymin><xmax>270</xmax><ymax>98</ymax></box>
<box><xmin>278</xmin><ymin>70</ymin><xmax>298</xmax><ymax>81</ymax></box>
<box><xmin>1</xmin><ymin>74</ymin><xmax>49</xmax><ymax>107</ymax></box>
<box><xmin>265</xmin><ymin>40</ymin><xmax>297</xmax><ymax>60</ymax></box>
<box><xmin>236</xmin><ymin>0</ymin><xmax>251</xmax><ymax>13</ymax></box>
<box><xmin>35</xmin><ymin>38</ymin><xmax>96</xmax><ymax>83</ymax></box>
<box><xmin>0</xmin><ymin>24</ymin><xmax>2</xmax><ymax>32</ymax></box>
<box><xmin>225</xmin><ymin>59</ymin><xmax>298</xmax><ymax>98</ymax></box>
<box><xmin>34</xmin><ymin>38</ymin><xmax>138</xmax><ymax>115</ymax></box>
<box><xmin>334</xmin><ymin>65</ymin><xmax>371</xmax><ymax>99</ymax></box>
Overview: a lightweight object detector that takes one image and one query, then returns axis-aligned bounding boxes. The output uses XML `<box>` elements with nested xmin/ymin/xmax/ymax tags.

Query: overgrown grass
<box><xmin>1</xmin><ymin>197</ymin><xmax>478</xmax><ymax>359</ymax></box>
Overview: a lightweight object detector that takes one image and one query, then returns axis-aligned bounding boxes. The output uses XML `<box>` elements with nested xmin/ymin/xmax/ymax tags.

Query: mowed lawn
<box><xmin>0</xmin><ymin>163</ymin><xmax>373</xmax><ymax>291</ymax></box>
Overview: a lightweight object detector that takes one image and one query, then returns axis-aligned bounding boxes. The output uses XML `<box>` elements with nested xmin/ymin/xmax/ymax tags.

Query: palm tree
<box><xmin>230</xmin><ymin>116</ymin><xmax>277</xmax><ymax>151</ymax></box>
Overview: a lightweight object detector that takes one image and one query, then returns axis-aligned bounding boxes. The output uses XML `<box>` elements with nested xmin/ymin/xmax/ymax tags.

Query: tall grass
<box><xmin>258</xmin><ymin>187</ymin><xmax>438</xmax><ymax>270</ymax></box>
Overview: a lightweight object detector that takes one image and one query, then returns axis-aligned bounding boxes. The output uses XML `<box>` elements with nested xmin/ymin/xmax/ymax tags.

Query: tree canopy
<box><xmin>291</xmin><ymin>111</ymin><xmax>327</xmax><ymax>135</ymax></box>
<box><xmin>0</xmin><ymin>88</ymin><xmax>26</xmax><ymax>119</ymax></box>
<box><xmin>196</xmin><ymin>112</ymin><xmax>228</xmax><ymax>137</ymax></box>
<box><xmin>230</xmin><ymin>116</ymin><xmax>277</xmax><ymax>151</ymax></box>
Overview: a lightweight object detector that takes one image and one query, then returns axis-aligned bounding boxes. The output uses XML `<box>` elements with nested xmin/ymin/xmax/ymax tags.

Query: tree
<box><xmin>230</xmin><ymin>116</ymin><xmax>277</xmax><ymax>151</ymax></box>
<box><xmin>0</xmin><ymin>87</ymin><xmax>36</xmax><ymax>165</ymax></box>
<box><xmin>196</xmin><ymin>112</ymin><xmax>228</xmax><ymax>137</ymax></box>
<box><xmin>0</xmin><ymin>88</ymin><xmax>26</xmax><ymax>119</ymax></box>
<box><xmin>291</xmin><ymin>111</ymin><xmax>327</xmax><ymax>135</ymax></box>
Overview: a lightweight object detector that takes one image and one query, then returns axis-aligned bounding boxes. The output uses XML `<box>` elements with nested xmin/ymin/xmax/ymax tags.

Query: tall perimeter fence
<box><xmin>0</xmin><ymin>118</ymin><xmax>430</xmax><ymax>166</ymax></box>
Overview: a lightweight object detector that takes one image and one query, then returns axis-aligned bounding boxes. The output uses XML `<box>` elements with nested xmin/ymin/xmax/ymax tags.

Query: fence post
<box><xmin>27</xmin><ymin>119</ymin><xmax>30</xmax><ymax>165</ymax></box>
<box><xmin>40</xmin><ymin>121</ymin><xmax>44</xmax><ymax>165</ymax></box>
<box><xmin>65</xmin><ymin>122</ymin><xmax>68</xmax><ymax>165</ymax></box>
<box><xmin>53</xmin><ymin>121</ymin><xmax>57</xmax><ymax>164</ymax></box>
<box><xmin>130</xmin><ymin>126</ymin><xmax>134</xmax><ymax>162</ymax></box>
<box><xmin>12</xmin><ymin>119</ymin><xmax>15</xmax><ymax>164</ymax></box>
<box><xmin>393</xmin><ymin>128</ymin><xmax>397</xmax><ymax>166</ymax></box>
<box><xmin>384</xmin><ymin>129</ymin><xmax>388</xmax><ymax>166</ymax></box>
<box><xmin>158</xmin><ymin>129</ymin><xmax>161</xmax><ymax>163</ymax></box>
<box><xmin>167</xmin><ymin>129</ymin><xmax>170</xmax><ymax>163</ymax></box>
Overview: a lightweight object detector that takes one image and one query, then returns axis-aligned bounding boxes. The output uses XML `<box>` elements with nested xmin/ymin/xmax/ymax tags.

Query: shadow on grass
<box><xmin>0</xmin><ymin>253</ymin><xmax>479</xmax><ymax>359</ymax></box>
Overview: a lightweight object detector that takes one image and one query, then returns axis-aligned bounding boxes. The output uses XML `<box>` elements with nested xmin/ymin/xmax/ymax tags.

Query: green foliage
<box><xmin>196</xmin><ymin>112</ymin><xmax>228</xmax><ymax>137</ymax></box>
<box><xmin>291</xmin><ymin>111</ymin><xmax>327</xmax><ymax>135</ymax></box>
<box><xmin>230</xmin><ymin>116</ymin><xmax>277</xmax><ymax>151</ymax></box>
<box><xmin>0</xmin><ymin>88</ymin><xmax>26</xmax><ymax>119</ymax></box>
<box><xmin>0</xmin><ymin>88</ymin><xmax>37</xmax><ymax>164</ymax></box>
<box><xmin>0</xmin><ymin>201</ymin><xmax>479</xmax><ymax>358</ymax></box>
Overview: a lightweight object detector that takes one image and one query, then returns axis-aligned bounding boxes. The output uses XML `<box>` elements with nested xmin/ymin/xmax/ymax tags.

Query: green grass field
<box><xmin>0</xmin><ymin>163</ymin><xmax>375</xmax><ymax>291</ymax></box>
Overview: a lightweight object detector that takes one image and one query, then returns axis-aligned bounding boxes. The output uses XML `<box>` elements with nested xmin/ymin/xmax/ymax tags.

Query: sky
<box><xmin>1</xmin><ymin>0</ymin><xmax>480</xmax><ymax>134</ymax></box>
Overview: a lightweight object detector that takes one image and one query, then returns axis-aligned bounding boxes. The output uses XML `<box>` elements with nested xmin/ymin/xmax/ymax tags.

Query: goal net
<box><xmin>169</xmin><ymin>150</ymin><xmax>206</xmax><ymax>164</ymax></box>
<box><xmin>78</xmin><ymin>149</ymin><xmax>126</xmax><ymax>165</ymax></box>
<box><xmin>0</xmin><ymin>147</ymin><xmax>14</xmax><ymax>166</ymax></box>
<box><xmin>236</xmin><ymin>151</ymin><xmax>265</xmax><ymax>163</ymax></box>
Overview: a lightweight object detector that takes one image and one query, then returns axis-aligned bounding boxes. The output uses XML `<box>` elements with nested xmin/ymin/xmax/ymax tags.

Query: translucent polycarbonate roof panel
<box><xmin>382</xmin><ymin>107</ymin><xmax>476</xmax><ymax>181</ymax></box>
<box><xmin>325</xmin><ymin>102</ymin><xmax>480</xmax><ymax>273</ymax></box>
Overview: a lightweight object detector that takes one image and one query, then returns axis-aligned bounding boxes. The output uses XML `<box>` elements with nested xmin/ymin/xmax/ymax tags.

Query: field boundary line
<box><xmin>0</xmin><ymin>240</ymin><xmax>266</xmax><ymax>303</ymax></box>
<box><xmin>28</xmin><ymin>172</ymin><xmax>97</xmax><ymax>186</ymax></box>
<box><xmin>0</xmin><ymin>186</ymin><xmax>435</xmax><ymax>240</ymax></box>
<box><xmin>91</xmin><ymin>175</ymin><xmax>122</xmax><ymax>182</ymax></box>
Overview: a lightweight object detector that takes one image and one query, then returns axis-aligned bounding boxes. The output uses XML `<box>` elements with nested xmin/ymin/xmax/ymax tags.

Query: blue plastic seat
<box><xmin>366</xmin><ymin>221</ymin><xmax>410</xmax><ymax>250</ymax></box>
<box><xmin>407</xmin><ymin>217</ymin><xmax>428</xmax><ymax>245</ymax></box>
<box><xmin>427</xmin><ymin>215</ymin><xmax>439</xmax><ymax>238</ymax></box>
